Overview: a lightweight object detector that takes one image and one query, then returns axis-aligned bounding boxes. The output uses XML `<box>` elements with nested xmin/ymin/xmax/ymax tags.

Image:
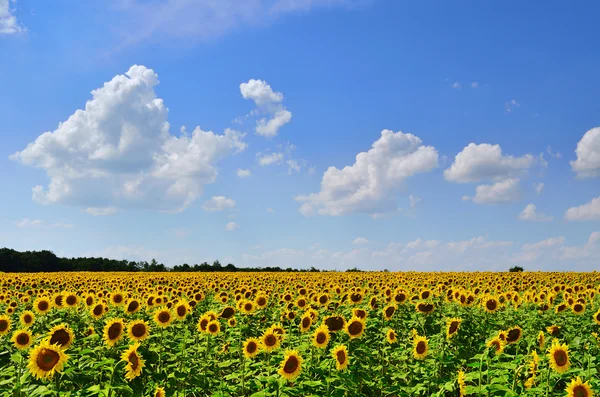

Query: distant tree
<box><xmin>509</xmin><ymin>266</ymin><xmax>524</xmax><ymax>272</ymax></box>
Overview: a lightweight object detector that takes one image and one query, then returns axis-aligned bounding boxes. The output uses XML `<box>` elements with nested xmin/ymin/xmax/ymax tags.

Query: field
<box><xmin>0</xmin><ymin>272</ymin><xmax>598</xmax><ymax>397</ymax></box>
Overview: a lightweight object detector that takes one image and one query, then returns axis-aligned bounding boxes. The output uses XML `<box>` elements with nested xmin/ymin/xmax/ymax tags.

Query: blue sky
<box><xmin>1</xmin><ymin>0</ymin><xmax>599</xmax><ymax>271</ymax></box>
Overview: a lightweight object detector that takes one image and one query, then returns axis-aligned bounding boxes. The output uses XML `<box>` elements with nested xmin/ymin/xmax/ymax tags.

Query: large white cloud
<box><xmin>240</xmin><ymin>79</ymin><xmax>292</xmax><ymax>137</ymax></box>
<box><xmin>564</xmin><ymin>196</ymin><xmax>600</xmax><ymax>221</ymax></box>
<box><xmin>296</xmin><ymin>130</ymin><xmax>438</xmax><ymax>216</ymax></box>
<box><xmin>571</xmin><ymin>127</ymin><xmax>600</xmax><ymax>178</ymax></box>
<box><xmin>10</xmin><ymin>65</ymin><xmax>246</xmax><ymax>213</ymax></box>
<box><xmin>0</xmin><ymin>0</ymin><xmax>24</xmax><ymax>35</ymax></box>
<box><xmin>444</xmin><ymin>143</ymin><xmax>534</xmax><ymax>183</ymax></box>
<box><xmin>518</xmin><ymin>204</ymin><xmax>553</xmax><ymax>222</ymax></box>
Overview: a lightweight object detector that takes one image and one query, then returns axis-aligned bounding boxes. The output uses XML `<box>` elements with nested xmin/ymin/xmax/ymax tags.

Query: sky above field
<box><xmin>1</xmin><ymin>0</ymin><xmax>599</xmax><ymax>271</ymax></box>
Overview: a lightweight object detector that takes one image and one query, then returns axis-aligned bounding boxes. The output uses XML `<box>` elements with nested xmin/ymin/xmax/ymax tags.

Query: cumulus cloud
<box><xmin>0</xmin><ymin>0</ymin><xmax>24</xmax><ymax>35</ymax></box>
<box><xmin>225</xmin><ymin>222</ymin><xmax>239</xmax><ymax>231</ymax></box>
<box><xmin>571</xmin><ymin>127</ymin><xmax>600</xmax><ymax>178</ymax></box>
<box><xmin>468</xmin><ymin>178</ymin><xmax>520</xmax><ymax>204</ymax></box>
<box><xmin>203</xmin><ymin>196</ymin><xmax>236</xmax><ymax>211</ymax></box>
<box><xmin>518</xmin><ymin>204</ymin><xmax>553</xmax><ymax>222</ymax></box>
<box><xmin>237</xmin><ymin>169</ymin><xmax>251</xmax><ymax>178</ymax></box>
<box><xmin>10</xmin><ymin>65</ymin><xmax>246</xmax><ymax>213</ymax></box>
<box><xmin>522</xmin><ymin>236</ymin><xmax>565</xmax><ymax>251</ymax></box>
<box><xmin>564</xmin><ymin>196</ymin><xmax>600</xmax><ymax>221</ymax></box>
<box><xmin>240</xmin><ymin>79</ymin><xmax>292</xmax><ymax>137</ymax></box>
<box><xmin>352</xmin><ymin>237</ymin><xmax>369</xmax><ymax>245</ymax></box>
<box><xmin>444</xmin><ymin>143</ymin><xmax>534</xmax><ymax>183</ymax></box>
<box><xmin>257</xmin><ymin>152</ymin><xmax>284</xmax><ymax>166</ymax></box>
<box><xmin>296</xmin><ymin>129</ymin><xmax>438</xmax><ymax>216</ymax></box>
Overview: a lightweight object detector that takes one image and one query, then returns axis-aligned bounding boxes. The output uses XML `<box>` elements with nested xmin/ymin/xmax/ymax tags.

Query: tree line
<box><xmin>0</xmin><ymin>248</ymin><xmax>323</xmax><ymax>273</ymax></box>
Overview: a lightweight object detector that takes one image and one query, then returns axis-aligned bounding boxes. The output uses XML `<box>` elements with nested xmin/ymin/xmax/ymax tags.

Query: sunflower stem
<box><xmin>544</xmin><ymin>367</ymin><xmax>551</xmax><ymax>397</ymax></box>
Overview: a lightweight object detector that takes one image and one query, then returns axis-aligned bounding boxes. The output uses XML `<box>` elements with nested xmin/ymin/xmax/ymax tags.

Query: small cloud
<box><xmin>287</xmin><ymin>159</ymin><xmax>301</xmax><ymax>174</ymax></box>
<box><xmin>461</xmin><ymin>195</ymin><xmax>471</xmax><ymax>201</ymax></box>
<box><xmin>409</xmin><ymin>194</ymin><xmax>421</xmax><ymax>209</ymax></box>
<box><xmin>203</xmin><ymin>196</ymin><xmax>236</xmax><ymax>212</ymax></box>
<box><xmin>471</xmin><ymin>81</ymin><xmax>479</xmax><ymax>88</ymax></box>
<box><xmin>237</xmin><ymin>169</ymin><xmax>251</xmax><ymax>178</ymax></box>
<box><xmin>546</xmin><ymin>145</ymin><xmax>562</xmax><ymax>159</ymax></box>
<box><xmin>518</xmin><ymin>204</ymin><xmax>553</xmax><ymax>222</ymax></box>
<box><xmin>257</xmin><ymin>152</ymin><xmax>284</xmax><ymax>166</ymax></box>
<box><xmin>452</xmin><ymin>81</ymin><xmax>462</xmax><ymax>89</ymax></box>
<box><xmin>505</xmin><ymin>99</ymin><xmax>520</xmax><ymax>113</ymax></box>
<box><xmin>225</xmin><ymin>222</ymin><xmax>239</xmax><ymax>231</ymax></box>
<box><xmin>85</xmin><ymin>207</ymin><xmax>119</xmax><ymax>216</ymax></box>
<box><xmin>534</xmin><ymin>182</ymin><xmax>544</xmax><ymax>195</ymax></box>
<box><xmin>352</xmin><ymin>237</ymin><xmax>369</xmax><ymax>245</ymax></box>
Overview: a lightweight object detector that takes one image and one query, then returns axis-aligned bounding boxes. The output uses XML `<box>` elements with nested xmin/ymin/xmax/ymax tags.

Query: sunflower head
<box><xmin>324</xmin><ymin>315</ymin><xmax>346</xmax><ymax>332</ymax></box>
<box><xmin>243</xmin><ymin>338</ymin><xmax>260</xmax><ymax>359</ymax></box>
<box><xmin>261</xmin><ymin>330</ymin><xmax>281</xmax><ymax>352</ymax></box>
<box><xmin>382</xmin><ymin>305</ymin><xmax>396</xmax><ymax>320</ymax></box>
<box><xmin>386</xmin><ymin>328</ymin><xmax>397</xmax><ymax>344</ymax></box>
<box><xmin>154</xmin><ymin>386</ymin><xmax>166</xmax><ymax>397</ymax></box>
<box><xmin>103</xmin><ymin>318</ymin><xmax>125</xmax><ymax>347</ymax></box>
<box><xmin>446</xmin><ymin>318</ymin><xmax>462</xmax><ymax>339</ymax></box>
<box><xmin>90</xmin><ymin>303</ymin><xmax>106</xmax><ymax>320</ymax></box>
<box><xmin>207</xmin><ymin>320</ymin><xmax>221</xmax><ymax>336</ymax></box>
<box><xmin>415</xmin><ymin>302</ymin><xmax>435</xmax><ymax>314</ymax></box>
<box><xmin>332</xmin><ymin>345</ymin><xmax>349</xmax><ymax>370</ymax></box>
<box><xmin>413</xmin><ymin>335</ymin><xmax>429</xmax><ymax>360</ymax></box>
<box><xmin>548</xmin><ymin>341</ymin><xmax>570</xmax><ymax>373</ymax></box>
<box><xmin>278</xmin><ymin>350</ymin><xmax>303</xmax><ymax>381</ymax></box>
<box><xmin>505</xmin><ymin>326</ymin><xmax>522</xmax><ymax>344</ymax></box>
<box><xmin>125</xmin><ymin>299</ymin><xmax>141</xmax><ymax>315</ymax></box>
<box><xmin>0</xmin><ymin>315</ymin><xmax>11</xmax><ymax>336</ymax></box>
<box><xmin>312</xmin><ymin>324</ymin><xmax>330</xmax><ymax>349</ymax></box>
<box><xmin>299</xmin><ymin>314</ymin><xmax>312</xmax><ymax>333</ymax></box>
<box><xmin>565</xmin><ymin>376</ymin><xmax>593</xmax><ymax>397</ymax></box>
<box><xmin>11</xmin><ymin>329</ymin><xmax>33</xmax><ymax>350</ymax></box>
<box><xmin>33</xmin><ymin>297</ymin><xmax>52</xmax><ymax>314</ymax></box>
<box><xmin>121</xmin><ymin>343</ymin><xmax>145</xmax><ymax>381</ymax></box>
<box><xmin>153</xmin><ymin>308</ymin><xmax>173</xmax><ymax>328</ymax></box>
<box><xmin>345</xmin><ymin>316</ymin><xmax>366</xmax><ymax>339</ymax></box>
<box><xmin>128</xmin><ymin>319</ymin><xmax>150</xmax><ymax>342</ymax></box>
<box><xmin>27</xmin><ymin>340</ymin><xmax>69</xmax><ymax>380</ymax></box>
<box><xmin>47</xmin><ymin>324</ymin><xmax>75</xmax><ymax>350</ymax></box>
<box><xmin>19</xmin><ymin>310</ymin><xmax>35</xmax><ymax>327</ymax></box>
<box><xmin>174</xmin><ymin>300</ymin><xmax>191</xmax><ymax>320</ymax></box>
<box><xmin>486</xmin><ymin>337</ymin><xmax>505</xmax><ymax>355</ymax></box>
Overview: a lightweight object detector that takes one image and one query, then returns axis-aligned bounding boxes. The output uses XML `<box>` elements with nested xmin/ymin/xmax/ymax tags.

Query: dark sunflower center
<box><xmin>395</xmin><ymin>293</ymin><xmax>406</xmax><ymax>303</ymax></box>
<box><xmin>128</xmin><ymin>301</ymin><xmax>140</xmax><ymax>312</ymax></box>
<box><xmin>54</xmin><ymin>296</ymin><xmax>63</xmax><ymax>306</ymax></box>
<box><xmin>421</xmin><ymin>291</ymin><xmax>430</xmax><ymax>299</ymax></box>
<box><xmin>50</xmin><ymin>329</ymin><xmax>70</xmax><ymax>347</ymax></box>
<box><xmin>348</xmin><ymin>321</ymin><xmax>363</xmax><ymax>336</ymax></box>
<box><xmin>113</xmin><ymin>295</ymin><xmax>123</xmax><ymax>304</ymax></box>
<box><xmin>350</xmin><ymin>293</ymin><xmax>361</xmax><ymax>303</ymax></box>
<box><xmin>336</xmin><ymin>350</ymin><xmax>346</xmax><ymax>364</ymax></box>
<box><xmin>209</xmin><ymin>323</ymin><xmax>218</xmax><ymax>333</ymax></box>
<box><xmin>385</xmin><ymin>307</ymin><xmax>395</xmax><ymax>318</ymax></box>
<box><xmin>507</xmin><ymin>329</ymin><xmax>521</xmax><ymax>343</ymax></box>
<box><xmin>573</xmin><ymin>385</ymin><xmax>588</xmax><ymax>397</ymax></box>
<box><xmin>257</xmin><ymin>297</ymin><xmax>266</xmax><ymax>306</ymax></box>
<box><xmin>553</xmin><ymin>350</ymin><xmax>567</xmax><ymax>366</ymax></box>
<box><xmin>176</xmin><ymin>306</ymin><xmax>186</xmax><ymax>317</ymax></box>
<box><xmin>66</xmin><ymin>296</ymin><xmax>76</xmax><ymax>305</ymax></box>
<box><xmin>16</xmin><ymin>333</ymin><xmax>29</xmax><ymax>345</ymax></box>
<box><xmin>158</xmin><ymin>312</ymin><xmax>170</xmax><ymax>323</ymax></box>
<box><xmin>355</xmin><ymin>310</ymin><xmax>366</xmax><ymax>319</ymax></box>
<box><xmin>302</xmin><ymin>317</ymin><xmax>311</xmax><ymax>328</ymax></box>
<box><xmin>265</xmin><ymin>334</ymin><xmax>277</xmax><ymax>346</ymax></box>
<box><xmin>244</xmin><ymin>303</ymin><xmax>252</xmax><ymax>311</ymax></box>
<box><xmin>298</xmin><ymin>299</ymin><xmax>306</xmax><ymax>307</ymax></box>
<box><xmin>86</xmin><ymin>297</ymin><xmax>93</xmax><ymax>305</ymax></box>
<box><xmin>108</xmin><ymin>323</ymin><xmax>122</xmax><ymax>340</ymax></box>
<box><xmin>492</xmin><ymin>340</ymin><xmax>501</xmax><ymax>351</ymax></box>
<box><xmin>200</xmin><ymin>319</ymin><xmax>208</xmax><ymax>330</ymax></box>
<box><xmin>129</xmin><ymin>352</ymin><xmax>139</xmax><ymax>370</ymax></box>
<box><xmin>389</xmin><ymin>332</ymin><xmax>396</xmax><ymax>341</ymax></box>
<box><xmin>283</xmin><ymin>356</ymin><xmax>299</xmax><ymax>374</ymax></box>
<box><xmin>486</xmin><ymin>300</ymin><xmax>497</xmax><ymax>310</ymax></box>
<box><xmin>0</xmin><ymin>320</ymin><xmax>8</xmax><ymax>332</ymax></box>
<box><xmin>419</xmin><ymin>304</ymin><xmax>434</xmax><ymax>313</ymax></box>
<box><xmin>574</xmin><ymin>304</ymin><xmax>583</xmax><ymax>312</ymax></box>
<box><xmin>93</xmin><ymin>305</ymin><xmax>103</xmax><ymax>316</ymax></box>
<box><xmin>449</xmin><ymin>322</ymin><xmax>459</xmax><ymax>334</ymax></box>
<box><xmin>132</xmin><ymin>324</ymin><xmax>146</xmax><ymax>337</ymax></box>
<box><xmin>316</xmin><ymin>332</ymin><xmax>327</xmax><ymax>344</ymax></box>
<box><xmin>319</xmin><ymin>295</ymin><xmax>327</xmax><ymax>304</ymax></box>
<box><xmin>247</xmin><ymin>342</ymin><xmax>257</xmax><ymax>353</ymax></box>
<box><xmin>37</xmin><ymin>348</ymin><xmax>60</xmax><ymax>371</ymax></box>
<box><xmin>416</xmin><ymin>341</ymin><xmax>427</xmax><ymax>354</ymax></box>
<box><xmin>325</xmin><ymin>317</ymin><xmax>344</xmax><ymax>331</ymax></box>
<box><xmin>221</xmin><ymin>307</ymin><xmax>234</xmax><ymax>318</ymax></box>
<box><xmin>38</xmin><ymin>301</ymin><xmax>49</xmax><ymax>311</ymax></box>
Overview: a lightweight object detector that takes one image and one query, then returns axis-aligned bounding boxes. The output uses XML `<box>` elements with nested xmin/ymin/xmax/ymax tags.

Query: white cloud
<box><xmin>352</xmin><ymin>237</ymin><xmax>369</xmax><ymax>245</ymax></box>
<box><xmin>547</xmin><ymin>145</ymin><xmax>562</xmax><ymax>159</ymax></box>
<box><xmin>505</xmin><ymin>99</ymin><xmax>520</xmax><ymax>113</ymax></box>
<box><xmin>240</xmin><ymin>79</ymin><xmax>292</xmax><ymax>137</ymax></box>
<box><xmin>287</xmin><ymin>159</ymin><xmax>301</xmax><ymax>174</ymax></box>
<box><xmin>522</xmin><ymin>236</ymin><xmax>565</xmax><ymax>251</ymax></box>
<box><xmin>471</xmin><ymin>178</ymin><xmax>520</xmax><ymax>204</ymax></box>
<box><xmin>564</xmin><ymin>196</ymin><xmax>600</xmax><ymax>221</ymax></box>
<box><xmin>571</xmin><ymin>127</ymin><xmax>600</xmax><ymax>178</ymax></box>
<box><xmin>452</xmin><ymin>81</ymin><xmax>462</xmax><ymax>89</ymax></box>
<box><xmin>409</xmin><ymin>194</ymin><xmax>421</xmax><ymax>209</ymax></box>
<box><xmin>225</xmin><ymin>222</ymin><xmax>239</xmax><ymax>231</ymax></box>
<box><xmin>405</xmin><ymin>238</ymin><xmax>440</xmax><ymax>250</ymax></box>
<box><xmin>534</xmin><ymin>182</ymin><xmax>544</xmax><ymax>195</ymax></box>
<box><xmin>518</xmin><ymin>204</ymin><xmax>553</xmax><ymax>222</ymax></box>
<box><xmin>237</xmin><ymin>168</ymin><xmax>251</xmax><ymax>178</ymax></box>
<box><xmin>444</xmin><ymin>143</ymin><xmax>534</xmax><ymax>183</ymax></box>
<box><xmin>10</xmin><ymin>65</ymin><xmax>246</xmax><ymax>213</ymax></box>
<box><xmin>296</xmin><ymin>129</ymin><xmax>438</xmax><ymax>216</ymax></box>
<box><xmin>14</xmin><ymin>218</ymin><xmax>74</xmax><ymax>229</ymax></box>
<box><xmin>0</xmin><ymin>0</ymin><xmax>24</xmax><ymax>35</ymax></box>
<box><xmin>257</xmin><ymin>152</ymin><xmax>284</xmax><ymax>166</ymax></box>
<box><xmin>85</xmin><ymin>207</ymin><xmax>118</xmax><ymax>216</ymax></box>
<box><xmin>203</xmin><ymin>196</ymin><xmax>236</xmax><ymax>211</ymax></box>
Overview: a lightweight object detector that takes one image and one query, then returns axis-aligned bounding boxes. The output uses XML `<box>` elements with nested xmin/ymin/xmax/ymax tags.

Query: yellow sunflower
<box><xmin>0</xmin><ymin>315</ymin><xmax>11</xmax><ymax>336</ymax></box>
<box><xmin>312</xmin><ymin>324</ymin><xmax>330</xmax><ymax>349</ymax></box>
<box><xmin>27</xmin><ymin>340</ymin><xmax>69</xmax><ymax>380</ymax></box>
<box><xmin>278</xmin><ymin>350</ymin><xmax>303</xmax><ymax>381</ymax></box>
<box><xmin>299</xmin><ymin>314</ymin><xmax>312</xmax><ymax>333</ymax></box>
<box><xmin>593</xmin><ymin>309</ymin><xmax>600</xmax><ymax>326</ymax></box>
<box><xmin>382</xmin><ymin>305</ymin><xmax>396</xmax><ymax>321</ymax></box>
<box><xmin>243</xmin><ymin>338</ymin><xmax>260</xmax><ymax>359</ymax></box>
<box><xmin>548</xmin><ymin>341</ymin><xmax>570</xmax><ymax>373</ymax></box>
<box><xmin>90</xmin><ymin>303</ymin><xmax>106</xmax><ymax>320</ymax></box>
<box><xmin>565</xmin><ymin>376</ymin><xmax>593</xmax><ymax>397</ymax></box>
<box><xmin>261</xmin><ymin>330</ymin><xmax>281</xmax><ymax>352</ymax></box>
<box><xmin>331</xmin><ymin>345</ymin><xmax>349</xmax><ymax>370</ymax></box>
<box><xmin>154</xmin><ymin>386</ymin><xmax>166</xmax><ymax>397</ymax></box>
<box><xmin>33</xmin><ymin>297</ymin><xmax>52</xmax><ymax>315</ymax></box>
<box><xmin>153</xmin><ymin>308</ymin><xmax>173</xmax><ymax>328</ymax></box>
<box><xmin>446</xmin><ymin>318</ymin><xmax>462</xmax><ymax>340</ymax></box>
<box><xmin>457</xmin><ymin>370</ymin><xmax>466</xmax><ymax>397</ymax></box>
<box><xmin>124</xmin><ymin>299</ymin><xmax>141</xmax><ymax>315</ymax></box>
<box><xmin>505</xmin><ymin>326</ymin><xmax>522</xmax><ymax>344</ymax></box>
<box><xmin>47</xmin><ymin>324</ymin><xmax>75</xmax><ymax>350</ymax></box>
<box><xmin>121</xmin><ymin>342</ymin><xmax>145</xmax><ymax>381</ymax></box>
<box><xmin>413</xmin><ymin>335</ymin><xmax>428</xmax><ymax>360</ymax></box>
<box><xmin>386</xmin><ymin>328</ymin><xmax>397</xmax><ymax>344</ymax></box>
<box><xmin>11</xmin><ymin>329</ymin><xmax>33</xmax><ymax>350</ymax></box>
<box><xmin>487</xmin><ymin>336</ymin><xmax>505</xmax><ymax>355</ymax></box>
<box><xmin>174</xmin><ymin>300</ymin><xmax>191</xmax><ymax>320</ymax></box>
<box><xmin>103</xmin><ymin>318</ymin><xmax>125</xmax><ymax>347</ymax></box>
<box><xmin>127</xmin><ymin>319</ymin><xmax>150</xmax><ymax>342</ymax></box>
<box><xmin>206</xmin><ymin>320</ymin><xmax>220</xmax><ymax>336</ymax></box>
<box><xmin>19</xmin><ymin>310</ymin><xmax>35</xmax><ymax>328</ymax></box>
<box><xmin>345</xmin><ymin>316</ymin><xmax>366</xmax><ymax>339</ymax></box>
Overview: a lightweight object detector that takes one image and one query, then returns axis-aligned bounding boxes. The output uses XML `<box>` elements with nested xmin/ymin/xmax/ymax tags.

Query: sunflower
<box><xmin>128</xmin><ymin>319</ymin><xmax>150</xmax><ymax>342</ymax></box>
<box><xmin>415</xmin><ymin>302</ymin><xmax>435</xmax><ymax>314</ymax></box>
<box><xmin>103</xmin><ymin>318</ymin><xmax>125</xmax><ymax>347</ymax></box>
<box><xmin>565</xmin><ymin>376</ymin><xmax>593</xmax><ymax>397</ymax></box>
<box><xmin>538</xmin><ymin>331</ymin><xmax>545</xmax><ymax>349</ymax></box>
<box><xmin>207</xmin><ymin>320</ymin><xmax>220</xmax><ymax>336</ymax></box>
<box><xmin>64</xmin><ymin>292</ymin><xmax>78</xmax><ymax>308</ymax></box>
<box><xmin>505</xmin><ymin>326</ymin><xmax>522</xmax><ymax>344</ymax></box>
<box><xmin>555</xmin><ymin>303</ymin><xmax>568</xmax><ymax>313</ymax></box>
<box><xmin>110</xmin><ymin>291</ymin><xmax>125</xmax><ymax>307</ymax></box>
<box><xmin>548</xmin><ymin>341</ymin><xmax>570</xmax><ymax>373</ymax></box>
<box><xmin>47</xmin><ymin>324</ymin><xmax>75</xmax><ymax>349</ymax></box>
<box><xmin>278</xmin><ymin>350</ymin><xmax>303</xmax><ymax>381</ymax></box>
<box><xmin>324</xmin><ymin>315</ymin><xmax>346</xmax><ymax>332</ymax></box>
<box><xmin>457</xmin><ymin>370</ymin><xmax>466</xmax><ymax>397</ymax></box>
<box><xmin>487</xmin><ymin>337</ymin><xmax>505</xmax><ymax>355</ymax></box>
<box><xmin>332</xmin><ymin>345</ymin><xmax>349</xmax><ymax>370</ymax></box>
<box><xmin>446</xmin><ymin>318</ymin><xmax>462</xmax><ymax>339</ymax></box>
<box><xmin>220</xmin><ymin>306</ymin><xmax>235</xmax><ymax>319</ymax></box>
<box><xmin>528</xmin><ymin>350</ymin><xmax>539</xmax><ymax>376</ymax></box>
<box><xmin>243</xmin><ymin>338</ymin><xmax>260</xmax><ymax>359</ymax></box>
<box><xmin>312</xmin><ymin>324</ymin><xmax>330</xmax><ymax>349</ymax></box>
<box><xmin>153</xmin><ymin>308</ymin><xmax>173</xmax><ymax>328</ymax></box>
<box><xmin>594</xmin><ymin>310</ymin><xmax>600</xmax><ymax>326</ymax></box>
<box><xmin>124</xmin><ymin>299</ymin><xmax>141</xmax><ymax>315</ymax></box>
<box><xmin>482</xmin><ymin>296</ymin><xmax>500</xmax><ymax>313</ymax></box>
<box><xmin>382</xmin><ymin>305</ymin><xmax>396</xmax><ymax>321</ymax></box>
<box><xmin>33</xmin><ymin>297</ymin><xmax>52</xmax><ymax>315</ymax></box>
<box><xmin>572</xmin><ymin>303</ymin><xmax>586</xmax><ymax>315</ymax></box>
<box><xmin>121</xmin><ymin>342</ymin><xmax>145</xmax><ymax>381</ymax></box>
<box><xmin>299</xmin><ymin>314</ymin><xmax>312</xmax><ymax>333</ymax></box>
<box><xmin>19</xmin><ymin>310</ymin><xmax>35</xmax><ymax>327</ymax></box>
<box><xmin>154</xmin><ymin>386</ymin><xmax>166</xmax><ymax>397</ymax></box>
<box><xmin>413</xmin><ymin>335</ymin><xmax>428</xmax><ymax>360</ymax></box>
<box><xmin>228</xmin><ymin>318</ymin><xmax>236</xmax><ymax>327</ymax></box>
<box><xmin>0</xmin><ymin>315</ymin><xmax>11</xmax><ymax>336</ymax></box>
<box><xmin>524</xmin><ymin>376</ymin><xmax>536</xmax><ymax>389</ymax></box>
<box><xmin>386</xmin><ymin>328</ymin><xmax>397</xmax><ymax>344</ymax></box>
<box><xmin>27</xmin><ymin>340</ymin><xmax>69</xmax><ymax>380</ymax></box>
<box><xmin>11</xmin><ymin>329</ymin><xmax>33</xmax><ymax>350</ymax></box>
<box><xmin>174</xmin><ymin>300</ymin><xmax>191</xmax><ymax>320</ymax></box>
<box><xmin>261</xmin><ymin>330</ymin><xmax>281</xmax><ymax>352</ymax></box>
<box><xmin>90</xmin><ymin>303</ymin><xmax>106</xmax><ymax>320</ymax></box>
<box><xmin>240</xmin><ymin>300</ymin><xmax>256</xmax><ymax>314</ymax></box>
<box><xmin>547</xmin><ymin>325</ymin><xmax>560</xmax><ymax>337</ymax></box>
<box><xmin>345</xmin><ymin>316</ymin><xmax>366</xmax><ymax>339</ymax></box>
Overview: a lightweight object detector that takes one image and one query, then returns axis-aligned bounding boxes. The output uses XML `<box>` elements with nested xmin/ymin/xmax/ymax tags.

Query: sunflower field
<box><xmin>0</xmin><ymin>272</ymin><xmax>599</xmax><ymax>397</ymax></box>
